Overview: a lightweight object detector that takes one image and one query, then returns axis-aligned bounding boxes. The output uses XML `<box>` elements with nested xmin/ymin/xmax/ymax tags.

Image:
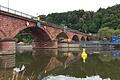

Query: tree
<box><xmin>97</xmin><ymin>27</ymin><xmax>114</xmax><ymax>40</ymax></box>
<box><xmin>89</xmin><ymin>22</ymin><xmax>97</xmax><ymax>33</ymax></box>
<box><xmin>45</xmin><ymin>4</ymin><xmax>120</xmax><ymax>34</ymax></box>
<box><xmin>114</xmin><ymin>29</ymin><xmax>120</xmax><ymax>36</ymax></box>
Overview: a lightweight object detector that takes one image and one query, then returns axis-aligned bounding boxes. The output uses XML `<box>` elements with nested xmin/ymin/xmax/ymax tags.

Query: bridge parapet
<box><xmin>39</xmin><ymin>21</ymin><xmax>89</xmax><ymax>36</ymax></box>
<box><xmin>0</xmin><ymin>5</ymin><xmax>89</xmax><ymax>38</ymax></box>
<box><xmin>0</xmin><ymin>5</ymin><xmax>34</xmax><ymax>19</ymax></box>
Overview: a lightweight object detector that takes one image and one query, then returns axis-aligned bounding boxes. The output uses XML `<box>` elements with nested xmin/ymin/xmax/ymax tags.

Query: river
<box><xmin>0</xmin><ymin>48</ymin><xmax>120</xmax><ymax>80</ymax></box>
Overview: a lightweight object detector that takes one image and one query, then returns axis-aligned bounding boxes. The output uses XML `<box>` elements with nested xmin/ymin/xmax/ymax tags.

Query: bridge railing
<box><xmin>41</xmin><ymin>21</ymin><xmax>87</xmax><ymax>35</ymax></box>
<box><xmin>0</xmin><ymin>5</ymin><xmax>34</xmax><ymax>19</ymax></box>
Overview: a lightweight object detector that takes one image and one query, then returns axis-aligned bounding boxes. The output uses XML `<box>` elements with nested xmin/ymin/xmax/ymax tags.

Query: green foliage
<box><xmin>38</xmin><ymin>15</ymin><xmax>46</xmax><ymax>21</ymax></box>
<box><xmin>46</xmin><ymin>10</ymin><xmax>94</xmax><ymax>33</ymax></box>
<box><xmin>97</xmin><ymin>27</ymin><xmax>120</xmax><ymax>40</ymax></box>
<box><xmin>114</xmin><ymin>29</ymin><xmax>120</xmax><ymax>36</ymax></box>
<box><xmin>45</xmin><ymin>4</ymin><xmax>120</xmax><ymax>34</ymax></box>
<box><xmin>16</xmin><ymin>33</ymin><xmax>32</xmax><ymax>44</ymax></box>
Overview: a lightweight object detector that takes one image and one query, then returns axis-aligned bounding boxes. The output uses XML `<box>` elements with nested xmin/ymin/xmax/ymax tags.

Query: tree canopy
<box><xmin>41</xmin><ymin>4</ymin><xmax>120</xmax><ymax>34</ymax></box>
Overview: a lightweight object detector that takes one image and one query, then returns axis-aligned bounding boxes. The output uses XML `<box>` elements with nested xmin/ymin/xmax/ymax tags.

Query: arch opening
<box><xmin>81</xmin><ymin>36</ymin><xmax>85</xmax><ymax>41</ymax></box>
<box><xmin>15</xmin><ymin>27</ymin><xmax>51</xmax><ymax>44</ymax></box>
<box><xmin>56</xmin><ymin>32</ymin><xmax>68</xmax><ymax>43</ymax></box>
<box><xmin>72</xmin><ymin>35</ymin><xmax>79</xmax><ymax>42</ymax></box>
<box><xmin>86</xmin><ymin>37</ymin><xmax>90</xmax><ymax>41</ymax></box>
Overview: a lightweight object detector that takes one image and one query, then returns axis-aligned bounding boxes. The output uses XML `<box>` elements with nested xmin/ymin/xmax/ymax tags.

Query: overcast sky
<box><xmin>0</xmin><ymin>0</ymin><xmax>120</xmax><ymax>16</ymax></box>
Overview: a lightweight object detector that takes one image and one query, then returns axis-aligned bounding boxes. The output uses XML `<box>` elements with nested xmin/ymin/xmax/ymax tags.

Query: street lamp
<box><xmin>8</xmin><ymin>0</ymin><xmax>9</xmax><ymax>11</ymax></box>
<box><xmin>8</xmin><ymin>0</ymin><xmax>9</xmax><ymax>8</ymax></box>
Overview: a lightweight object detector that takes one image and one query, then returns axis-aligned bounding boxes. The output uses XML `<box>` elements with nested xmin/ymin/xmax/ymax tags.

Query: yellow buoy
<box><xmin>81</xmin><ymin>48</ymin><xmax>87</xmax><ymax>63</ymax></box>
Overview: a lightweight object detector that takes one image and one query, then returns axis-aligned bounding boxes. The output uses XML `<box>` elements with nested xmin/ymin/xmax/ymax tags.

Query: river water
<box><xmin>0</xmin><ymin>48</ymin><xmax>120</xmax><ymax>80</ymax></box>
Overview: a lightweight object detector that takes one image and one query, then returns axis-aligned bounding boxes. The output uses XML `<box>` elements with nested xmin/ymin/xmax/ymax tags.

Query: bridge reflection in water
<box><xmin>0</xmin><ymin>48</ymin><xmax>120</xmax><ymax>80</ymax></box>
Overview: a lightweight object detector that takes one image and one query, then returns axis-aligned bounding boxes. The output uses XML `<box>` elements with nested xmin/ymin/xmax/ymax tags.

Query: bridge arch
<box><xmin>86</xmin><ymin>36</ymin><xmax>91</xmax><ymax>41</ymax></box>
<box><xmin>14</xmin><ymin>27</ymin><xmax>52</xmax><ymax>43</ymax></box>
<box><xmin>0</xmin><ymin>30</ymin><xmax>6</xmax><ymax>39</ymax></box>
<box><xmin>56</xmin><ymin>32</ymin><xmax>69</xmax><ymax>42</ymax></box>
<box><xmin>72</xmin><ymin>35</ymin><xmax>79</xmax><ymax>42</ymax></box>
<box><xmin>11</xmin><ymin>26</ymin><xmax>52</xmax><ymax>40</ymax></box>
<box><xmin>81</xmin><ymin>36</ymin><xmax>85</xmax><ymax>41</ymax></box>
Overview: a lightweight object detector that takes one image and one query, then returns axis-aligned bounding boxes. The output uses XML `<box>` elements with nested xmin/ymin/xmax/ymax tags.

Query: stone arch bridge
<box><xmin>0</xmin><ymin>5</ymin><xmax>91</xmax><ymax>53</ymax></box>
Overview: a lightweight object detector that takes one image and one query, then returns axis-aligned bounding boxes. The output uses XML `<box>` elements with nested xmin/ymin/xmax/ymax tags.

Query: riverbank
<box><xmin>16</xmin><ymin>44</ymin><xmax>32</xmax><ymax>53</ymax></box>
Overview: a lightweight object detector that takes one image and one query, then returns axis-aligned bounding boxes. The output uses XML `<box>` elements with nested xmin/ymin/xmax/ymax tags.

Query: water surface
<box><xmin>0</xmin><ymin>48</ymin><xmax>120</xmax><ymax>80</ymax></box>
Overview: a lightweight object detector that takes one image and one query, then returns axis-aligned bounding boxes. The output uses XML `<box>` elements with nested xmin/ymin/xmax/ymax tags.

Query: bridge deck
<box><xmin>0</xmin><ymin>5</ymin><xmax>89</xmax><ymax>36</ymax></box>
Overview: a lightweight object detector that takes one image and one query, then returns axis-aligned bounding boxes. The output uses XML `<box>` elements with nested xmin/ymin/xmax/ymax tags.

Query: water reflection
<box><xmin>0</xmin><ymin>48</ymin><xmax>120</xmax><ymax>80</ymax></box>
<box><xmin>0</xmin><ymin>54</ymin><xmax>15</xmax><ymax>68</ymax></box>
<box><xmin>32</xmin><ymin>49</ymin><xmax>63</xmax><ymax>74</ymax></box>
<box><xmin>99</xmin><ymin>50</ymin><xmax>120</xmax><ymax>62</ymax></box>
<box><xmin>0</xmin><ymin>54</ymin><xmax>15</xmax><ymax>80</ymax></box>
<box><xmin>112</xmin><ymin>50</ymin><xmax>120</xmax><ymax>58</ymax></box>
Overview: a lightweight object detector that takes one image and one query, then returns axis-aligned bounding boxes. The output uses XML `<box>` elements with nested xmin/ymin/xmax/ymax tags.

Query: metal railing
<box><xmin>0</xmin><ymin>5</ymin><xmax>34</xmax><ymax>19</ymax></box>
<box><xmin>40</xmin><ymin>21</ymin><xmax>87</xmax><ymax>35</ymax></box>
<box><xmin>0</xmin><ymin>5</ymin><xmax>88</xmax><ymax>34</ymax></box>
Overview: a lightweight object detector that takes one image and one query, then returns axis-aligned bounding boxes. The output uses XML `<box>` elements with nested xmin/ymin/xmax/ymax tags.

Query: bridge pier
<box><xmin>0</xmin><ymin>54</ymin><xmax>15</xmax><ymax>68</ymax></box>
<box><xmin>32</xmin><ymin>40</ymin><xmax>58</xmax><ymax>49</ymax></box>
<box><xmin>0</xmin><ymin>39</ymin><xmax>16</xmax><ymax>54</ymax></box>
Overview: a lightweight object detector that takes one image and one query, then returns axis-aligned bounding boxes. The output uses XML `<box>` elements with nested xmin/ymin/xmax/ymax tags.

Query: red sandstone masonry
<box><xmin>32</xmin><ymin>40</ymin><xmax>58</xmax><ymax>49</ymax></box>
<box><xmin>0</xmin><ymin>40</ymin><xmax>16</xmax><ymax>54</ymax></box>
<box><xmin>0</xmin><ymin>14</ymin><xmax>36</xmax><ymax>39</ymax></box>
<box><xmin>0</xmin><ymin>10</ymin><xmax>91</xmax><ymax>51</ymax></box>
<box><xmin>0</xmin><ymin>13</ymin><xmax>89</xmax><ymax>41</ymax></box>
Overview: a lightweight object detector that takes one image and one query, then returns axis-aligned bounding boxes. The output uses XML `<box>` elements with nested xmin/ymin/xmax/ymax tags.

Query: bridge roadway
<box><xmin>0</xmin><ymin>5</ymin><xmax>91</xmax><ymax>54</ymax></box>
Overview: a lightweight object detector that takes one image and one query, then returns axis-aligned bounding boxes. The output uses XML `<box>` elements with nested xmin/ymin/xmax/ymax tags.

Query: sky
<box><xmin>0</xmin><ymin>0</ymin><xmax>120</xmax><ymax>16</ymax></box>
